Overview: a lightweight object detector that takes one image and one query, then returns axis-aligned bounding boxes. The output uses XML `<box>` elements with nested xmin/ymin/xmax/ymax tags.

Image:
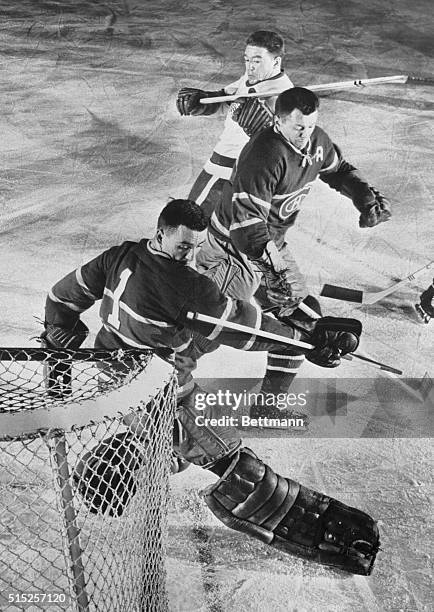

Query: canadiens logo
<box><xmin>278</xmin><ymin>182</ymin><xmax>314</xmax><ymax>219</ymax></box>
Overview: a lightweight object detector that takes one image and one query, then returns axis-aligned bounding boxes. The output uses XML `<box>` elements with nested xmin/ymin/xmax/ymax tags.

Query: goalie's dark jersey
<box><xmin>209</xmin><ymin>125</ymin><xmax>373</xmax><ymax>259</ymax></box>
<box><xmin>46</xmin><ymin>239</ymin><xmax>291</xmax><ymax>354</ymax></box>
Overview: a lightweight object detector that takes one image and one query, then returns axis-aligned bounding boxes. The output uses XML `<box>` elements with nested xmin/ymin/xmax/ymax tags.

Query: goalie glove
<box><xmin>231</xmin><ymin>97</ymin><xmax>275</xmax><ymax>137</ymax></box>
<box><xmin>72</xmin><ymin>431</ymin><xmax>190</xmax><ymax>517</ymax></box>
<box><xmin>176</xmin><ymin>87</ymin><xmax>225</xmax><ymax>116</ymax></box>
<box><xmin>40</xmin><ymin>319</ymin><xmax>89</xmax><ymax>350</ymax></box>
<box><xmin>357</xmin><ymin>188</ymin><xmax>392</xmax><ymax>228</ymax></box>
<box><xmin>307</xmin><ymin>316</ymin><xmax>362</xmax><ymax>368</ymax></box>
<box><xmin>72</xmin><ymin>432</ymin><xmax>147</xmax><ymax>517</ymax></box>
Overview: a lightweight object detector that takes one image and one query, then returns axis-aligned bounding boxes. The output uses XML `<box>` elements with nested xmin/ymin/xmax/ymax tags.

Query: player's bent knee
<box><xmin>201</xmin><ymin>447</ymin><xmax>379</xmax><ymax>575</ymax></box>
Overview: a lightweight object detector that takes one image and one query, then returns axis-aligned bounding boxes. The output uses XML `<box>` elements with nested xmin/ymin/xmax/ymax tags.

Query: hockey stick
<box><xmin>320</xmin><ymin>260</ymin><xmax>433</xmax><ymax>305</ymax></box>
<box><xmin>199</xmin><ymin>75</ymin><xmax>434</xmax><ymax>104</ymax></box>
<box><xmin>186</xmin><ymin>308</ymin><xmax>402</xmax><ymax>375</ymax></box>
<box><xmin>296</xmin><ymin>302</ymin><xmax>402</xmax><ymax>374</ymax></box>
<box><xmin>186</xmin><ymin>311</ymin><xmax>315</xmax><ymax>350</ymax></box>
<box><xmin>296</xmin><ymin>302</ymin><xmax>427</xmax><ymax>401</ymax></box>
<box><xmin>262</xmin><ymin>302</ymin><xmax>402</xmax><ymax>374</ymax></box>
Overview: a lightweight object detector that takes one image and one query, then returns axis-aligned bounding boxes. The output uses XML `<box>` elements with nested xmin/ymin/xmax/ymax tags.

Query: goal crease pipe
<box><xmin>199</xmin><ymin>75</ymin><xmax>432</xmax><ymax>104</ymax></box>
<box><xmin>186</xmin><ymin>310</ymin><xmax>402</xmax><ymax>375</ymax></box>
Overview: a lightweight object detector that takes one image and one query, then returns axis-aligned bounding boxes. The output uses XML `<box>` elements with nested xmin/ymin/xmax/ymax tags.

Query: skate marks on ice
<box><xmin>167</xmin><ymin>455</ymin><xmax>346</xmax><ymax>612</ymax></box>
<box><xmin>167</xmin><ymin>438</ymin><xmax>434</xmax><ymax>611</ymax></box>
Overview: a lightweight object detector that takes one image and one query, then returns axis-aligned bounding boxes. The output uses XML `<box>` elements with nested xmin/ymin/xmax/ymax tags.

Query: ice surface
<box><xmin>0</xmin><ymin>1</ymin><xmax>432</xmax><ymax>610</ymax></box>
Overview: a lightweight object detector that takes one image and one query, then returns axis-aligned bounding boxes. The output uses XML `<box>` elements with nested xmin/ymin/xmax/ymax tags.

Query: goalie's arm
<box><xmin>45</xmin><ymin>246</ymin><xmax>122</xmax><ymax>329</ymax></box>
<box><xmin>180</xmin><ymin>275</ymin><xmax>361</xmax><ymax>366</ymax></box>
<box><xmin>180</xmin><ymin>275</ymin><xmax>304</xmax><ymax>352</ymax></box>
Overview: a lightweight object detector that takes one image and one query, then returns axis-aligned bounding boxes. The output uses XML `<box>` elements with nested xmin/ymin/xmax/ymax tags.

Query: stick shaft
<box><xmin>363</xmin><ymin>260</ymin><xmax>433</xmax><ymax>304</ymax></box>
<box><xmin>189</xmin><ymin>305</ymin><xmax>402</xmax><ymax>374</ymax></box>
<box><xmin>186</xmin><ymin>311</ymin><xmax>314</xmax><ymax>350</ymax></box>
<box><xmin>322</xmin><ymin>260</ymin><xmax>434</xmax><ymax>305</ymax></box>
<box><xmin>199</xmin><ymin>75</ymin><xmax>410</xmax><ymax>104</ymax></box>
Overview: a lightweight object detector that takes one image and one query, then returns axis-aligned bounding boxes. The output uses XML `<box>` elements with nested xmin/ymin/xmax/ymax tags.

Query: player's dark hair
<box><xmin>246</xmin><ymin>31</ymin><xmax>285</xmax><ymax>56</ymax></box>
<box><xmin>157</xmin><ymin>199</ymin><xmax>207</xmax><ymax>232</ymax></box>
<box><xmin>276</xmin><ymin>87</ymin><xmax>319</xmax><ymax>117</ymax></box>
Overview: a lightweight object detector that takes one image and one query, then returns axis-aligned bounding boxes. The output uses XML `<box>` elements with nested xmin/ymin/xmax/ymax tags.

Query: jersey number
<box><xmin>107</xmin><ymin>268</ymin><xmax>132</xmax><ymax>329</ymax></box>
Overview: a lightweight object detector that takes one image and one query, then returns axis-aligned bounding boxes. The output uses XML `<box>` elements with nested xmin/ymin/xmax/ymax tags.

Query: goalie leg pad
<box><xmin>202</xmin><ymin>448</ymin><xmax>379</xmax><ymax>575</ymax></box>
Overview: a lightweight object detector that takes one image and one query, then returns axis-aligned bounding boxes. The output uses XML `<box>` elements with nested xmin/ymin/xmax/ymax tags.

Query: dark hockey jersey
<box><xmin>209</xmin><ymin>125</ymin><xmax>374</xmax><ymax>259</ymax></box>
<box><xmin>45</xmin><ymin>239</ymin><xmax>288</xmax><ymax>353</ymax></box>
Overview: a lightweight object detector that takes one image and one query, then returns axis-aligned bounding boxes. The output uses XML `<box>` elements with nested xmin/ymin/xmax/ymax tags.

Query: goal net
<box><xmin>0</xmin><ymin>347</ymin><xmax>177</xmax><ymax>612</ymax></box>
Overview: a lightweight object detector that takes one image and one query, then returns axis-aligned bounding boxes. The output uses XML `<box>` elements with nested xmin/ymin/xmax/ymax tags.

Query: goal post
<box><xmin>0</xmin><ymin>347</ymin><xmax>177</xmax><ymax>612</ymax></box>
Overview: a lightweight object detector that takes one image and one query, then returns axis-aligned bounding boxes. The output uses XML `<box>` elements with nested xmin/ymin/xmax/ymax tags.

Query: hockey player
<box><xmin>42</xmin><ymin>199</ymin><xmax>379</xmax><ymax>576</ymax></box>
<box><xmin>196</xmin><ymin>87</ymin><xmax>392</xmax><ymax>384</ymax></box>
<box><xmin>176</xmin><ymin>30</ymin><xmax>293</xmax><ymax>219</ymax></box>
<box><xmin>43</xmin><ymin>199</ymin><xmax>359</xmax><ymax>414</ymax></box>
<box><xmin>416</xmin><ymin>279</ymin><xmax>434</xmax><ymax>323</ymax></box>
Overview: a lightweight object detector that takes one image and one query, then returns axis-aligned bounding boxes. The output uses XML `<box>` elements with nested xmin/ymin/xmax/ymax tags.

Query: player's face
<box><xmin>277</xmin><ymin>108</ymin><xmax>318</xmax><ymax>149</ymax></box>
<box><xmin>244</xmin><ymin>45</ymin><xmax>281</xmax><ymax>84</ymax></box>
<box><xmin>160</xmin><ymin>225</ymin><xmax>206</xmax><ymax>264</ymax></box>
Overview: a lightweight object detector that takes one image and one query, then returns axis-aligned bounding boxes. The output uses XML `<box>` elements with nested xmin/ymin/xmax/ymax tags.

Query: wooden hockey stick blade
<box><xmin>199</xmin><ymin>74</ymin><xmax>433</xmax><ymax>104</ymax></box>
<box><xmin>320</xmin><ymin>285</ymin><xmax>364</xmax><ymax>303</ymax></box>
<box><xmin>320</xmin><ymin>261</ymin><xmax>433</xmax><ymax>305</ymax></box>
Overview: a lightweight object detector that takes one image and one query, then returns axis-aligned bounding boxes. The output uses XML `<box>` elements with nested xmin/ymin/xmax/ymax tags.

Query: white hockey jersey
<box><xmin>213</xmin><ymin>71</ymin><xmax>294</xmax><ymax>161</ymax></box>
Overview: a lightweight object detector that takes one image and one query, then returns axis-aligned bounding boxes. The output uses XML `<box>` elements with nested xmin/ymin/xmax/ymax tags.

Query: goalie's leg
<box><xmin>202</xmin><ymin>447</ymin><xmax>380</xmax><ymax>575</ymax></box>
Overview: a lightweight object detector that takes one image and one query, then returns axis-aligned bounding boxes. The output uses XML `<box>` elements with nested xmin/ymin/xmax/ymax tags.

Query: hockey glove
<box><xmin>176</xmin><ymin>87</ymin><xmax>225</xmax><ymax>116</ymax></box>
<box><xmin>307</xmin><ymin>316</ymin><xmax>362</xmax><ymax>368</ymax></box>
<box><xmin>358</xmin><ymin>188</ymin><xmax>392</xmax><ymax>228</ymax></box>
<box><xmin>72</xmin><ymin>432</ymin><xmax>147</xmax><ymax>517</ymax></box>
<box><xmin>231</xmin><ymin>97</ymin><xmax>275</xmax><ymax>137</ymax></box>
<box><xmin>41</xmin><ymin>320</ymin><xmax>89</xmax><ymax>350</ymax></box>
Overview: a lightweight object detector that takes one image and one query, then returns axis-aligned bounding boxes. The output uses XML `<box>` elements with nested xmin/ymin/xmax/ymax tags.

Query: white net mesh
<box><xmin>0</xmin><ymin>348</ymin><xmax>176</xmax><ymax>611</ymax></box>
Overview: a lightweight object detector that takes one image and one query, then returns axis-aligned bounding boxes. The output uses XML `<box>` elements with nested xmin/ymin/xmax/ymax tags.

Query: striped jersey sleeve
<box><xmin>184</xmin><ymin>274</ymin><xmax>304</xmax><ymax>354</ymax></box>
<box><xmin>45</xmin><ymin>245</ymin><xmax>124</xmax><ymax>327</ymax></box>
<box><xmin>184</xmin><ymin>273</ymin><xmax>263</xmax><ymax>350</ymax></box>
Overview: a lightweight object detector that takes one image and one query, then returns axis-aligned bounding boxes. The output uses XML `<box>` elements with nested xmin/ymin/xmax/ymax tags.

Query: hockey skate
<box><xmin>415</xmin><ymin>279</ymin><xmax>434</xmax><ymax>323</ymax></box>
